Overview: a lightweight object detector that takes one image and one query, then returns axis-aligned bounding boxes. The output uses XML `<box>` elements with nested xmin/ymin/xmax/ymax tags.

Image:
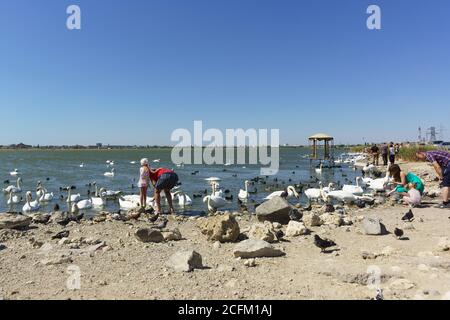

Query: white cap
<box><xmin>140</xmin><ymin>158</ymin><xmax>149</xmax><ymax>166</ymax></box>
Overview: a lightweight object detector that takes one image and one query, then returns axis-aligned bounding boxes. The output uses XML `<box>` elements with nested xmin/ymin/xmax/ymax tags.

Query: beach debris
<box><xmin>166</xmin><ymin>250</ymin><xmax>203</xmax><ymax>272</ymax></box>
<box><xmin>313</xmin><ymin>234</ymin><xmax>337</xmax><ymax>252</ymax></box>
<box><xmin>302</xmin><ymin>212</ymin><xmax>323</xmax><ymax>228</ymax></box>
<box><xmin>255</xmin><ymin>197</ymin><xmax>292</xmax><ymax>224</ymax></box>
<box><xmin>361</xmin><ymin>250</ymin><xmax>378</xmax><ymax>260</ymax></box>
<box><xmin>402</xmin><ymin>209</ymin><xmax>414</xmax><ymax>222</ymax></box>
<box><xmin>233</xmin><ymin>239</ymin><xmax>285</xmax><ymax>258</ymax></box>
<box><xmin>247</xmin><ymin>221</ymin><xmax>279</xmax><ymax>243</ymax></box>
<box><xmin>285</xmin><ymin>221</ymin><xmax>309</xmax><ymax>237</ymax></box>
<box><xmin>134</xmin><ymin>228</ymin><xmax>165</xmax><ymax>243</ymax></box>
<box><xmin>197</xmin><ymin>213</ymin><xmax>240</xmax><ymax>243</ymax></box>
<box><xmin>162</xmin><ymin>228</ymin><xmax>182</xmax><ymax>241</ymax></box>
<box><xmin>0</xmin><ymin>213</ymin><xmax>32</xmax><ymax>230</ymax></box>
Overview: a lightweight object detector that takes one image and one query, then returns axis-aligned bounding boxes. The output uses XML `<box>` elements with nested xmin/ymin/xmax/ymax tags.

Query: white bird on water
<box><xmin>264</xmin><ymin>186</ymin><xmax>299</xmax><ymax>200</ymax></box>
<box><xmin>7</xmin><ymin>191</ymin><xmax>22</xmax><ymax>206</ymax></box>
<box><xmin>238</xmin><ymin>180</ymin><xmax>251</xmax><ymax>201</ymax></box>
<box><xmin>305</xmin><ymin>182</ymin><xmax>325</xmax><ymax>201</ymax></box>
<box><xmin>3</xmin><ymin>177</ymin><xmax>22</xmax><ymax>194</ymax></box>
<box><xmin>315</xmin><ymin>162</ymin><xmax>323</xmax><ymax>174</ymax></box>
<box><xmin>66</xmin><ymin>188</ymin><xmax>81</xmax><ymax>203</ymax></box>
<box><xmin>38</xmin><ymin>187</ymin><xmax>54</xmax><ymax>202</ymax></box>
<box><xmin>342</xmin><ymin>177</ymin><xmax>365</xmax><ymax>195</ymax></box>
<box><xmin>80</xmin><ymin>163</ymin><xmax>85</xmax><ymax>168</ymax></box>
<box><xmin>104</xmin><ymin>168</ymin><xmax>115</xmax><ymax>177</ymax></box>
<box><xmin>10</xmin><ymin>169</ymin><xmax>20</xmax><ymax>176</ymax></box>
<box><xmin>22</xmin><ymin>191</ymin><xmax>40</xmax><ymax>213</ymax></box>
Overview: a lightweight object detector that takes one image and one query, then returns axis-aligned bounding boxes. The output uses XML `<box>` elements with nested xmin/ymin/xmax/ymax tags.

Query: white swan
<box><xmin>265</xmin><ymin>186</ymin><xmax>299</xmax><ymax>200</ymax></box>
<box><xmin>7</xmin><ymin>191</ymin><xmax>22</xmax><ymax>205</ymax></box>
<box><xmin>130</xmin><ymin>161</ymin><xmax>137</xmax><ymax>164</ymax></box>
<box><xmin>203</xmin><ymin>195</ymin><xmax>227</xmax><ymax>213</ymax></box>
<box><xmin>119</xmin><ymin>194</ymin><xmax>141</xmax><ymax>210</ymax></box>
<box><xmin>22</xmin><ymin>191</ymin><xmax>40</xmax><ymax>213</ymax></box>
<box><xmin>91</xmin><ymin>188</ymin><xmax>106</xmax><ymax>207</ymax></box>
<box><xmin>67</xmin><ymin>188</ymin><xmax>81</xmax><ymax>203</ymax></box>
<box><xmin>323</xmin><ymin>190</ymin><xmax>358</xmax><ymax>204</ymax></box>
<box><xmin>305</xmin><ymin>182</ymin><xmax>325</xmax><ymax>201</ymax></box>
<box><xmin>3</xmin><ymin>177</ymin><xmax>22</xmax><ymax>194</ymax></box>
<box><xmin>80</xmin><ymin>163</ymin><xmax>85</xmax><ymax>168</ymax></box>
<box><xmin>342</xmin><ymin>177</ymin><xmax>364</xmax><ymax>195</ymax></box>
<box><xmin>238</xmin><ymin>180</ymin><xmax>251</xmax><ymax>201</ymax></box>
<box><xmin>10</xmin><ymin>169</ymin><xmax>20</xmax><ymax>176</ymax></box>
<box><xmin>366</xmin><ymin>171</ymin><xmax>391</xmax><ymax>192</ymax></box>
<box><xmin>172</xmin><ymin>190</ymin><xmax>193</xmax><ymax>208</ymax></box>
<box><xmin>315</xmin><ymin>162</ymin><xmax>323</xmax><ymax>174</ymax></box>
<box><xmin>36</xmin><ymin>182</ymin><xmax>45</xmax><ymax>198</ymax></box>
<box><xmin>104</xmin><ymin>168</ymin><xmax>115</xmax><ymax>177</ymax></box>
<box><xmin>76</xmin><ymin>197</ymin><xmax>93</xmax><ymax>210</ymax></box>
<box><xmin>38</xmin><ymin>188</ymin><xmax>54</xmax><ymax>202</ymax></box>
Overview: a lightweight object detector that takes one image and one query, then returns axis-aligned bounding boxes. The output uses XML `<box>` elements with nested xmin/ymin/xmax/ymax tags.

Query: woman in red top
<box><xmin>149</xmin><ymin>167</ymin><xmax>179</xmax><ymax>216</ymax></box>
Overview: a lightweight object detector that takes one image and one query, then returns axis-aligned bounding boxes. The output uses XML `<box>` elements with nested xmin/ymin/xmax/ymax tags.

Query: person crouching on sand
<box><xmin>402</xmin><ymin>183</ymin><xmax>422</xmax><ymax>207</ymax></box>
<box><xmin>386</xmin><ymin>164</ymin><xmax>425</xmax><ymax>198</ymax></box>
<box><xmin>149</xmin><ymin>166</ymin><xmax>179</xmax><ymax>217</ymax></box>
<box><xmin>138</xmin><ymin>158</ymin><xmax>151</xmax><ymax>210</ymax></box>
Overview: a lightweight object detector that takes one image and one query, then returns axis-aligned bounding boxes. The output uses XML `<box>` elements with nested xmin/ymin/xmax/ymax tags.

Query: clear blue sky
<box><xmin>1</xmin><ymin>0</ymin><xmax>449</xmax><ymax>145</ymax></box>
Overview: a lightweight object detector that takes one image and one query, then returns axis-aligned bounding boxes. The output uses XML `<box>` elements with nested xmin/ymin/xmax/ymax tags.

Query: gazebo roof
<box><xmin>308</xmin><ymin>133</ymin><xmax>334</xmax><ymax>141</ymax></box>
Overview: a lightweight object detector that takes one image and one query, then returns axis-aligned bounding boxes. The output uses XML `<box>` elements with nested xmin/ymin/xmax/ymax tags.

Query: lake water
<box><xmin>0</xmin><ymin>147</ymin><xmax>358</xmax><ymax>216</ymax></box>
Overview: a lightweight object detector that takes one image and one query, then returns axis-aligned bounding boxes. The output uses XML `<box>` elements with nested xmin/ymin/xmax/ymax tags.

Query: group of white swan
<box><xmin>304</xmin><ymin>172</ymin><xmax>392</xmax><ymax>204</ymax></box>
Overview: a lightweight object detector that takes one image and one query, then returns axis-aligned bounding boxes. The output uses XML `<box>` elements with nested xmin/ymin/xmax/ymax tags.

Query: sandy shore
<box><xmin>1</xmin><ymin>161</ymin><xmax>450</xmax><ymax>300</ymax></box>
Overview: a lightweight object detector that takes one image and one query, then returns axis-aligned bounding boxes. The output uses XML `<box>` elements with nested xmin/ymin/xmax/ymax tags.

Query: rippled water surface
<box><xmin>0</xmin><ymin>148</ymin><xmax>358</xmax><ymax>216</ymax></box>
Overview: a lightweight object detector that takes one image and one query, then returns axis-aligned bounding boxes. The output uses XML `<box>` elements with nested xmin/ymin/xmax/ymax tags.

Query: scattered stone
<box><xmin>247</xmin><ymin>221</ymin><xmax>278</xmax><ymax>243</ymax></box>
<box><xmin>437</xmin><ymin>237</ymin><xmax>450</xmax><ymax>252</ymax></box>
<box><xmin>0</xmin><ymin>243</ymin><xmax>6</xmax><ymax>251</ymax></box>
<box><xmin>134</xmin><ymin>228</ymin><xmax>165</xmax><ymax>243</ymax></box>
<box><xmin>162</xmin><ymin>228</ymin><xmax>182</xmax><ymax>241</ymax></box>
<box><xmin>389</xmin><ymin>278</ymin><xmax>415</xmax><ymax>290</ymax></box>
<box><xmin>361</xmin><ymin>216</ymin><xmax>386</xmax><ymax>235</ymax></box>
<box><xmin>233</xmin><ymin>239</ymin><xmax>285</xmax><ymax>259</ymax></box>
<box><xmin>255</xmin><ymin>197</ymin><xmax>293</xmax><ymax>224</ymax></box>
<box><xmin>29</xmin><ymin>213</ymin><xmax>51</xmax><ymax>224</ymax></box>
<box><xmin>217</xmin><ymin>264</ymin><xmax>234</xmax><ymax>272</ymax></box>
<box><xmin>212</xmin><ymin>241</ymin><xmax>221</xmax><ymax>250</ymax></box>
<box><xmin>197</xmin><ymin>213</ymin><xmax>240</xmax><ymax>243</ymax></box>
<box><xmin>40</xmin><ymin>255</ymin><xmax>73</xmax><ymax>266</ymax></box>
<box><xmin>361</xmin><ymin>251</ymin><xmax>377</xmax><ymax>260</ymax></box>
<box><xmin>302</xmin><ymin>212</ymin><xmax>322</xmax><ymax>228</ymax></box>
<box><xmin>243</xmin><ymin>258</ymin><xmax>257</xmax><ymax>267</ymax></box>
<box><xmin>320</xmin><ymin>213</ymin><xmax>342</xmax><ymax>226</ymax></box>
<box><xmin>58</xmin><ymin>237</ymin><xmax>70</xmax><ymax>246</ymax></box>
<box><xmin>272</xmin><ymin>222</ymin><xmax>282</xmax><ymax>229</ymax></box>
<box><xmin>93</xmin><ymin>213</ymin><xmax>107</xmax><ymax>223</ymax></box>
<box><xmin>285</xmin><ymin>221</ymin><xmax>309</xmax><ymax>237</ymax></box>
<box><xmin>380</xmin><ymin>246</ymin><xmax>396</xmax><ymax>257</ymax></box>
<box><xmin>0</xmin><ymin>214</ymin><xmax>32</xmax><ymax>230</ymax></box>
<box><xmin>166</xmin><ymin>250</ymin><xmax>203</xmax><ymax>272</ymax></box>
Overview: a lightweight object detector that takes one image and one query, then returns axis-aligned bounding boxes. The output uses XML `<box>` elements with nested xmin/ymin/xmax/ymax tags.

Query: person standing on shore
<box><xmin>389</xmin><ymin>142</ymin><xmax>396</xmax><ymax>164</ymax></box>
<box><xmin>381</xmin><ymin>143</ymin><xmax>389</xmax><ymax>166</ymax></box>
<box><xmin>370</xmin><ymin>144</ymin><xmax>380</xmax><ymax>166</ymax></box>
<box><xmin>138</xmin><ymin>158</ymin><xmax>151</xmax><ymax>210</ymax></box>
<box><xmin>416</xmin><ymin>150</ymin><xmax>450</xmax><ymax>209</ymax></box>
<box><xmin>149</xmin><ymin>166</ymin><xmax>179</xmax><ymax>216</ymax></box>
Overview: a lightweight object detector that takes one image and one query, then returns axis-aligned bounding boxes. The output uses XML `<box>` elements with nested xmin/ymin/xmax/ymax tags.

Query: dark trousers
<box><xmin>389</xmin><ymin>154</ymin><xmax>395</xmax><ymax>164</ymax></box>
<box><xmin>382</xmin><ymin>154</ymin><xmax>388</xmax><ymax>166</ymax></box>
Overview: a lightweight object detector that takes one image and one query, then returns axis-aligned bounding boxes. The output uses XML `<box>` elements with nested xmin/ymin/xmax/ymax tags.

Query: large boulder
<box><xmin>285</xmin><ymin>221</ymin><xmax>309</xmax><ymax>237</ymax></box>
<box><xmin>233</xmin><ymin>239</ymin><xmax>285</xmax><ymax>258</ymax></box>
<box><xmin>0</xmin><ymin>214</ymin><xmax>32</xmax><ymax>230</ymax></box>
<box><xmin>166</xmin><ymin>250</ymin><xmax>203</xmax><ymax>272</ymax></box>
<box><xmin>29</xmin><ymin>213</ymin><xmax>51</xmax><ymax>224</ymax></box>
<box><xmin>255</xmin><ymin>197</ymin><xmax>293</xmax><ymax>224</ymax></box>
<box><xmin>247</xmin><ymin>221</ymin><xmax>279</xmax><ymax>243</ymax></box>
<box><xmin>197</xmin><ymin>213</ymin><xmax>240</xmax><ymax>243</ymax></box>
<box><xmin>162</xmin><ymin>228</ymin><xmax>183</xmax><ymax>241</ymax></box>
<box><xmin>134</xmin><ymin>228</ymin><xmax>165</xmax><ymax>243</ymax></box>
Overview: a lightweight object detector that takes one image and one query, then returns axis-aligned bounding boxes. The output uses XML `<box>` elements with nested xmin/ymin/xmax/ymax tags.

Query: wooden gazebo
<box><xmin>309</xmin><ymin>133</ymin><xmax>334</xmax><ymax>160</ymax></box>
